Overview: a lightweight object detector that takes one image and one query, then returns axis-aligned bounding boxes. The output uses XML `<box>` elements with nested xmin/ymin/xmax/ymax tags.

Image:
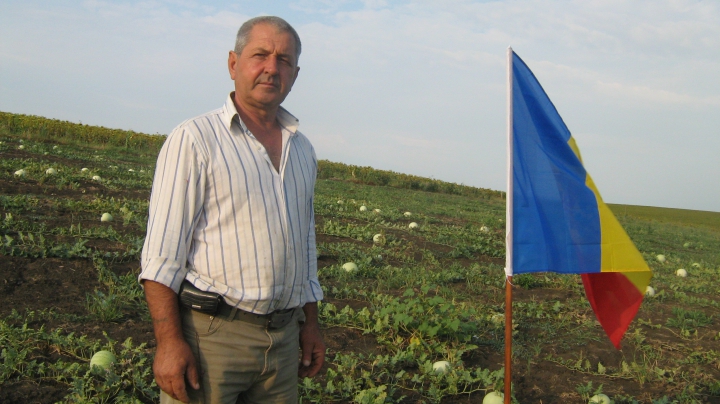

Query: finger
<box><xmin>171</xmin><ymin>376</ymin><xmax>190</xmax><ymax>403</ymax></box>
<box><xmin>301</xmin><ymin>340</ymin><xmax>312</xmax><ymax>367</ymax></box>
<box><xmin>298</xmin><ymin>349</ymin><xmax>311</xmax><ymax>377</ymax></box>
<box><xmin>306</xmin><ymin>350</ymin><xmax>324</xmax><ymax>377</ymax></box>
<box><xmin>301</xmin><ymin>356</ymin><xmax>312</xmax><ymax>367</ymax></box>
<box><xmin>298</xmin><ymin>364</ymin><xmax>312</xmax><ymax>378</ymax></box>
<box><xmin>186</xmin><ymin>360</ymin><xmax>201</xmax><ymax>390</ymax></box>
<box><xmin>315</xmin><ymin>345</ymin><xmax>326</xmax><ymax>363</ymax></box>
<box><xmin>299</xmin><ymin>344</ymin><xmax>324</xmax><ymax>378</ymax></box>
<box><xmin>156</xmin><ymin>373</ymin><xmax>174</xmax><ymax>400</ymax></box>
<box><xmin>300</xmin><ymin>359</ymin><xmax>322</xmax><ymax>377</ymax></box>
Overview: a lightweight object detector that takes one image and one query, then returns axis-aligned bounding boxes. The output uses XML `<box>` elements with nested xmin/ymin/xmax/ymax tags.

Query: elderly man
<box><xmin>140</xmin><ymin>16</ymin><xmax>324</xmax><ymax>404</ymax></box>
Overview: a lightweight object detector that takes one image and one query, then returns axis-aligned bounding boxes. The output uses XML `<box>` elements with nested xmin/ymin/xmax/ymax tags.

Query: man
<box><xmin>140</xmin><ymin>16</ymin><xmax>324</xmax><ymax>404</ymax></box>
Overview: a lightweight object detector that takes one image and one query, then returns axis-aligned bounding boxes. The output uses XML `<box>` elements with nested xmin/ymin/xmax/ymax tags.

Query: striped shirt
<box><xmin>140</xmin><ymin>94</ymin><xmax>322</xmax><ymax>314</ymax></box>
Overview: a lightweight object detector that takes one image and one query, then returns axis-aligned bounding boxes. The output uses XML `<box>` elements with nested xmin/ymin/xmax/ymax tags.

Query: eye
<box><xmin>278</xmin><ymin>56</ymin><xmax>294</xmax><ymax>66</ymax></box>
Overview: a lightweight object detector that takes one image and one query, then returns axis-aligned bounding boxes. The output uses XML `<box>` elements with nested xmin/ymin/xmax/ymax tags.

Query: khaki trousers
<box><xmin>160</xmin><ymin>306</ymin><xmax>302</xmax><ymax>404</ymax></box>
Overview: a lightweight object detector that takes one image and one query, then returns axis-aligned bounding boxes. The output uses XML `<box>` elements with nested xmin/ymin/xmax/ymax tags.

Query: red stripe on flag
<box><xmin>581</xmin><ymin>272</ymin><xmax>644</xmax><ymax>349</ymax></box>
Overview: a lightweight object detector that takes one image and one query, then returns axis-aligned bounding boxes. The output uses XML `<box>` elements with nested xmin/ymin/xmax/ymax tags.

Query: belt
<box><xmin>178</xmin><ymin>280</ymin><xmax>296</xmax><ymax>330</ymax></box>
<box><xmin>213</xmin><ymin>301</ymin><xmax>296</xmax><ymax>330</ymax></box>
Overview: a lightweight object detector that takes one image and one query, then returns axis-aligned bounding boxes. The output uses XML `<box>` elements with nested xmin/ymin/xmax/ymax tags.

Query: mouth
<box><xmin>256</xmin><ymin>81</ymin><xmax>278</xmax><ymax>89</ymax></box>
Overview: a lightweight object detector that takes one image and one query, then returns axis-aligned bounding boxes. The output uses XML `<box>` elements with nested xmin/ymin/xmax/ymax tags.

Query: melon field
<box><xmin>1</xmin><ymin>112</ymin><xmax>719</xmax><ymax>403</ymax></box>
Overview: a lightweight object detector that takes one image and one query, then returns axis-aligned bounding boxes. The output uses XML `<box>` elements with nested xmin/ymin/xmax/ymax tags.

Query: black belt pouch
<box><xmin>178</xmin><ymin>280</ymin><xmax>223</xmax><ymax>315</ymax></box>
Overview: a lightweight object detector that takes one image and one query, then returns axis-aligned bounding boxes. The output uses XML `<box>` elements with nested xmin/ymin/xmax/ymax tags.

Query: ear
<box><xmin>228</xmin><ymin>51</ymin><xmax>238</xmax><ymax>80</ymax></box>
<box><xmin>291</xmin><ymin>66</ymin><xmax>300</xmax><ymax>85</ymax></box>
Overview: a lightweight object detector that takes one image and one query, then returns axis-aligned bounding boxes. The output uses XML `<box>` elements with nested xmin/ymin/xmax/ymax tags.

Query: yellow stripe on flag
<box><xmin>568</xmin><ymin>136</ymin><xmax>651</xmax><ymax>292</ymax></box>
<box><xmin>585</xmin><ymin>175</ymin><xmax>652</xmax><ymax>291</ymax></box>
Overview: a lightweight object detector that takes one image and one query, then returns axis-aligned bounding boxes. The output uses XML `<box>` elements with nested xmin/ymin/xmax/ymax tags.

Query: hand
<box><xmin>143</xmin><ymin>281</ymin><xmax>200</xmax><ymax>403</ymax></box>
<box><xmin>154</xmin><ymin>337</ymin><xmax>200</xmax><ymax>403</ymax></box>
<box><xmin>298</xmin><ymin>302</ymin><xmax>325</xmax><ymax>378</ymax></box>
<box><xmin>298</xmin><ymin>320</ymin><xmax>325</xmax><ymax>378</ymax></box>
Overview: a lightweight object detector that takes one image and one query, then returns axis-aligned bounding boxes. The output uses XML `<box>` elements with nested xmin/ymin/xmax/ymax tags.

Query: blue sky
<box><xmin>1</xmin><ymin>0</ymin><xmax>719</xmax><ymax>212</ymax></box>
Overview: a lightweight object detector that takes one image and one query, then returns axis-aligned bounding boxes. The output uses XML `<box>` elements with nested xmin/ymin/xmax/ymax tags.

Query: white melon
<box><xmin>90</xmin><ymin>350</ymin><xmax>116</xmax><ymax>371</ymax></box>
<box><xmin>482</xmin><ymin>391</ymin><xmax>504</xmax><ymax>404</ymax></box>
<box><xmin>372</xmin><ymin>234</ymin><xmax>385</xmax><ymax>245</ymax></box>
<box><xmin>342</xmin><ymin>262</ymin><xmax>358</xmax><ymax>273</ymax></box>
<box><xmin>589</xmin><ymin>394</ymin><xmax>611</xmax><ymax>404</ymax></box>
<box><xmin>432</xmin><ymin>361</ymin><xmax>450</xmax><ymax>374</ymax></box>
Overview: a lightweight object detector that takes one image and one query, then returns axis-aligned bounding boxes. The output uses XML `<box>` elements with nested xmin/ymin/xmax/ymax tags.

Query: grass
<box><xmin>609</xmin><ymin>204</ymin><xmax>720</xmax><ymax>232</ymax></box>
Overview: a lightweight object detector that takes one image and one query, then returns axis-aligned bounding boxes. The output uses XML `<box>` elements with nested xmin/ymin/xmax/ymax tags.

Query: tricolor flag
<box><xmin>505</xmin><ymin>49</ymin><xmax>652</xmax><ymax>349</ymax></box>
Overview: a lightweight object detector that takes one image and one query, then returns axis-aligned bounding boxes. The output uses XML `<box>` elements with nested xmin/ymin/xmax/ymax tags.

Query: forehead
<box><xmin>245</xmin><ymin>23</ymin><xmax>297</xmax><ymax>56</ymax></box>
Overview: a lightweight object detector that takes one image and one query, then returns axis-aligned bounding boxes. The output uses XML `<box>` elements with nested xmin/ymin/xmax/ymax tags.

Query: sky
<box><xmin>1</xmin><ymin>0</ymin><xmax>719</xmax><ymax>212</ymax></box>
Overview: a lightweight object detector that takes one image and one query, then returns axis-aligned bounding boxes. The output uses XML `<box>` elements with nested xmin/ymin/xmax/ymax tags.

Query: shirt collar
<box><xmin>222</xmin><ymin>93</ymin><xmax>300</xmax><ymax>135</ymax></box>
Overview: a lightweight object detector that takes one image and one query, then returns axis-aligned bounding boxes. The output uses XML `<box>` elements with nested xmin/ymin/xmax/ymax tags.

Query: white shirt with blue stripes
<box><xmin>140</xmin><ymin>94</ymin><xmax>322</xmax><ymax>314</ymax></box>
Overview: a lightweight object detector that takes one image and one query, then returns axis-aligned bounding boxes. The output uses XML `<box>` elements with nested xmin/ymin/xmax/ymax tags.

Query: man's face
<box><xmin>229</xmin><ymin>23</ymin><xmax>300</xmax><ymax>112</ymax></box>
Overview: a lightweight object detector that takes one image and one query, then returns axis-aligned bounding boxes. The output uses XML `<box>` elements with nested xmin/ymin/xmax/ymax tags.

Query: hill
<box><xmin>1</xmin><ymin>112</ymin><xmax>719</xmax><ymax>403</ymax></box>
<box><xmin>608</xmin><ymin>204</ymin><xmax>720</xmax><ymax>232</ymax></box>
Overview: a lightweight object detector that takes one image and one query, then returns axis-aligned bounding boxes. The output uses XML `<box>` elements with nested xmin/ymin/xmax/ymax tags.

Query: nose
<box><xmin>264</xmin><ymin>55</ymin><xmax>279</xmax><ymax>75</ymax></box>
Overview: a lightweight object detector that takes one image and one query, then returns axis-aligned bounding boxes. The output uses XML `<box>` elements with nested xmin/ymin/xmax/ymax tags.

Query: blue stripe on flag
<box><xmin>511</xmin><ymin>52</ymin><xmax>601</xmax><ymax>274</ymax></box>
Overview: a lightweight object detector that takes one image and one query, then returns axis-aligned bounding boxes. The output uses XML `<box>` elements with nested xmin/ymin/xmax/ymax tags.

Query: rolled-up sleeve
<box><xmin>305</xmin><ymin>195</ymin><xmax>323</xmax><ymax>302</ymax></box>
<box><xmin>304</xmin><ymin>147</ymin><xmax>323</xmax><ymax>303</ymax></box>
<box><xmin>140</xmin><ymin>126</ymin><xmax>206</xmax><ymax>292</ymax></box>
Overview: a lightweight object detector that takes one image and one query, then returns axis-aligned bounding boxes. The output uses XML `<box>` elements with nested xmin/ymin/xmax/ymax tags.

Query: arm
<box><xmin>298</xmin><ymin>301</ymin><xmax>325</xmax><ymax>378</ymax></box>
<box><xmin>141</xmin><ymin>127</ymin><xmax>206</xmax><ymax>292</ymax></box>
<box><xmin>144</xmin><ymin>280</ymin><xmax>199</xmax><ymax>402</ymax></box>
<box><xmin>139</xmin><ymin>120</ymin><xmax>208</xmax><ymax>402</ymax></box>
<box><xmin>299</xmin><ymin>149</ymin><xmax>324</xmax><ymax>378</ymax></box>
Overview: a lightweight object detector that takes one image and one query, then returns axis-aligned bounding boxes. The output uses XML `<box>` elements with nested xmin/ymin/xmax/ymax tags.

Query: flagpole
<box><xmin>504</xmin><ymin>46</ymin><xmax>514</xmax><ymax>404</ymax></box>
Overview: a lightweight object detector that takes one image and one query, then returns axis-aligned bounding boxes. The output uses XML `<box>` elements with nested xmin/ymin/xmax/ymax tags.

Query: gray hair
<box><xmin>234</xmin><ymin>16</ymin><xmax>301</xmax><ymax>64</ymax></box>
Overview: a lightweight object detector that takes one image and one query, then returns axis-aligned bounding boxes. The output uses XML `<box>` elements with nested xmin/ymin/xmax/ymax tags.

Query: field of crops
<box><xmin>1</xmin><ymin>112</ymin><xmax>719</xmax><ymax>403</ymax></box>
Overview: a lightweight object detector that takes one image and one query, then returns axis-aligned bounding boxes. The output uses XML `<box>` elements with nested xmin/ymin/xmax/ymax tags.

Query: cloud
<box><xmin>595</xmin><ymin>81</ymin><xmax>720</xmax><ymax>106</ymax></box>
<box><xmin>201</xmin><ymin>10</ymin><xmax>251</xmax><ymax>30</ymax></box>
<box><xmin>1</xmin><ymin>0</ymin><xmax>719</xmax><ymax>211</ymax></box>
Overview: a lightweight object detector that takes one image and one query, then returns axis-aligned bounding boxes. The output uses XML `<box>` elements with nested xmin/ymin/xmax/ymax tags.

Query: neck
<box><xmin>232</xmin><ymin>93</ymin><xmax>280</xmax><ymax>132</ymax></box>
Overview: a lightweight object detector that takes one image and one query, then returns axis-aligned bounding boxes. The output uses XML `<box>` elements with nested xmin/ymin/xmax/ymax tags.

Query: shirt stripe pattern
<box><xmin>140</xmin><ymin>95</ymin><xmax>322</xmax><ymax>314</ymax></box>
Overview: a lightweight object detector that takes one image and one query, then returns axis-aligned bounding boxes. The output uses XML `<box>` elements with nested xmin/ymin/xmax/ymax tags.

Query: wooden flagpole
<box><xmin>504</xmin><ymin>276</ymin><xmax>513</xmax><ymax>403</ymax></box>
